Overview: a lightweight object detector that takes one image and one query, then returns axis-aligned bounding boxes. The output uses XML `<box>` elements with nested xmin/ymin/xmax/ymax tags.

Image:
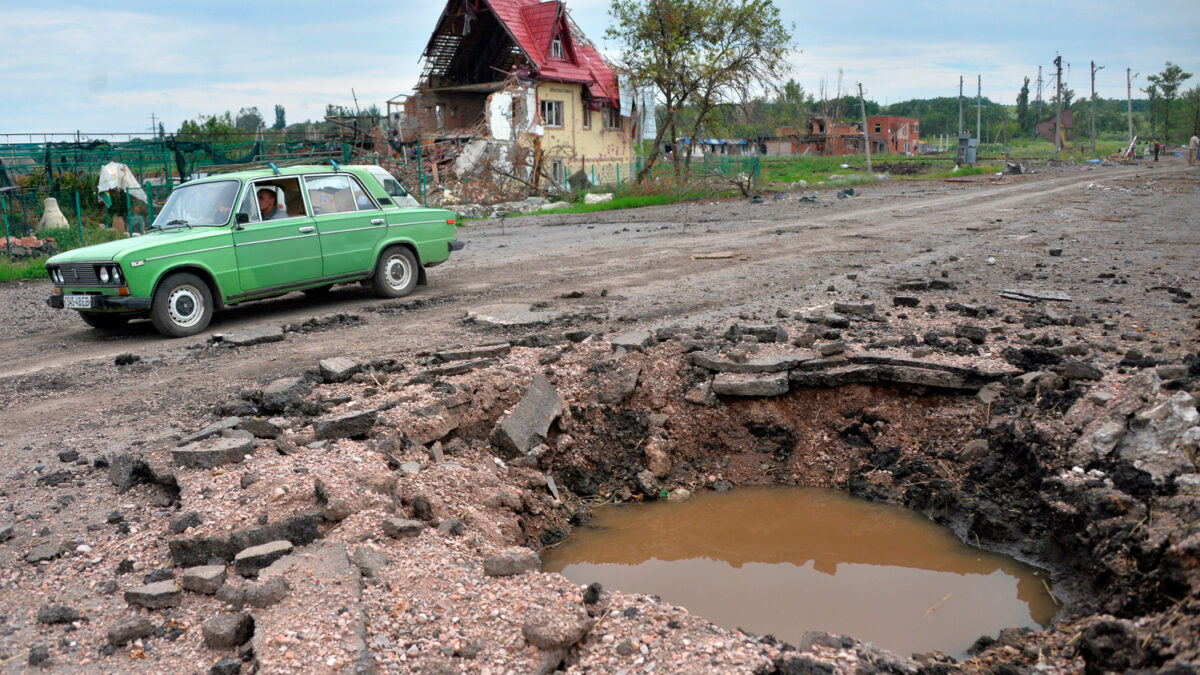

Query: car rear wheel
<box><xmin>372</xmin><ymin>246</ymin><xmax>419</xmax><ymax>298</ymax></box>
<box><xmin>78</xmin><ymin>311</ymin><xmax>130</xmax><ymax>330</ymax></box>
<box><xmin>150</xmin><ymin>272</ymin><xmax>213</xmax><ymax>337</ymax></box>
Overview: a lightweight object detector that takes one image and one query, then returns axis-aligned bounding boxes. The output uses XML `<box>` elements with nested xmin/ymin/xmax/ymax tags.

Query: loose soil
<box><xmin>0</xmin><ymin>157</ymin><xmax>1197</xmax><ymax>673</ymax></box>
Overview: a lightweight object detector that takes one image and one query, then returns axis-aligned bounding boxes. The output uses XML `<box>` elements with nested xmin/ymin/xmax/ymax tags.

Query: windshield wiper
<box><xmin>164</xmin><ymin>219</ymin><xmax>192</xmax><ymax>230</ymax></box>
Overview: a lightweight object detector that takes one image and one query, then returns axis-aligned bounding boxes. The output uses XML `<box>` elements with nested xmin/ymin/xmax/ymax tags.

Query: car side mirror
<box><xmin>235</xmin><ymin>213</ymin><xmax>250</xmax><ymax>225</ymax></box>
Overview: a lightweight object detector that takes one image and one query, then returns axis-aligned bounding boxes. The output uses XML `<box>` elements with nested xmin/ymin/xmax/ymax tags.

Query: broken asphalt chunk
<box><xmin>711</xmin><ymin>372</ymin><xmax>789</xmax><ymax>397</ymax></box>
<box><xmin>124</xmin><ymin>580</ymin><xmax>182</xmax><ymax>609</ymax></box>
<box><xmin>173</xmin><ymin>436</ymin><xmax>255</xmax><ymax>469</ymax></box>
<box><xmin>490</xmin><ymin>374</ymin><xmax>562</xmax><ymax>457</ymax></box>
<box><xmin>312</xmin><ymin>409</ymin><xmax>378</xmax><ymax>440</ymax></box>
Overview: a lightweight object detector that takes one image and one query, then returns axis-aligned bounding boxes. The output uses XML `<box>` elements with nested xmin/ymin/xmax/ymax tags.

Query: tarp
<box><xmin>97</xmin><ymin>162</ymin><xmax>147</xmax><ymax>203</ymax></box>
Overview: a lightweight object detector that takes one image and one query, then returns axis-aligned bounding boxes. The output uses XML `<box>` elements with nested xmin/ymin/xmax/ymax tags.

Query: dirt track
<box><xmin>0</xmin><ymin>157</ymin><xmax>1198</xmax><ymax>673</ymax></box>
<box><xmin>1</xmin><ymin>158</ymin><xmax>1195</xmax><ymax>451</ymax></box>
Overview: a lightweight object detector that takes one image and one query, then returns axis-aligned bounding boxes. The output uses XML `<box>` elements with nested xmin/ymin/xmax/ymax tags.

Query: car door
<box><xmin>232</xmin><ymin>177</ymin><xmax>323</xmax><ymax>293</ymax></box>
<box><xmin>305</xmin><ymin>174</ymin><xmax>386</xmax><ymax>278</ymax></box>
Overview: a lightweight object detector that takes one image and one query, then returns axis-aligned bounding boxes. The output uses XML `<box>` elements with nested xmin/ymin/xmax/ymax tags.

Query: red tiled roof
<box><xmin>484</xmin><ymin>0</ymin><xmax>619</xmax><ymax>106</ymax></box>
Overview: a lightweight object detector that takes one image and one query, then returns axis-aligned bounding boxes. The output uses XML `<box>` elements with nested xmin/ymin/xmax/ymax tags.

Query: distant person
<box><xmin>1153</xmin><ymin>139</ymin><xmax>1161</xmax><ymax>162</ymax></box>
<box><xmin>257</xmin><ymin>187</ymin><xmax>288</xmax><ymax>220</ymax></box>
<box><xmin>1189</xmin><ymin>134</ymin><xmax>1199</xmax><ymax>166</ymax></box>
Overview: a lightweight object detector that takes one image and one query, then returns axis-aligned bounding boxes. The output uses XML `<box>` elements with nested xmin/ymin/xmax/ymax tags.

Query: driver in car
<box><xmin>257</xmin><ymin>186</ymin><xmax>289</xmax><ymax>220</ymax></box>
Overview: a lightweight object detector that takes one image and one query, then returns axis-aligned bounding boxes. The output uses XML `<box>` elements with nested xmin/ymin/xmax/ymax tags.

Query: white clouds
<box><xmin>1</xmin><ymin>1</ymin><xmax>1197</xmax><ymax>134</ymax></box>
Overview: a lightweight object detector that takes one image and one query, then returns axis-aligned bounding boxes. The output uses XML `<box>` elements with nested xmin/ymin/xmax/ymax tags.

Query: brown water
<box><xmin>542</xmin><ymin>487</ymin><xmax>1059</xmax><ymax>657</ymax></box>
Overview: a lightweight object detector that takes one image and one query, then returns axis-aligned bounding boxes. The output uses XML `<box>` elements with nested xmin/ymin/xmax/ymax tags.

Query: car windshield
<box><xmin>151</xmin><ymin>180</ymin><xmax>240</xmax><ymax>228</ymax></box>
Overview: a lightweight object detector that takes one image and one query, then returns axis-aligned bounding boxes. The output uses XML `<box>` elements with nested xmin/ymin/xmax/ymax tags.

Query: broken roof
<box><xmin>422</xmin><ymin>0</ymin><xmax>619</xmax><ymax>107</ymax></box>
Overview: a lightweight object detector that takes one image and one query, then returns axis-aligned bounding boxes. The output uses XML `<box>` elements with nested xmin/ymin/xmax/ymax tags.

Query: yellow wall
<box><xmin>535</xmin><ymin>82</ymin><xmax>634</xmax><ymax>185</ymax></box>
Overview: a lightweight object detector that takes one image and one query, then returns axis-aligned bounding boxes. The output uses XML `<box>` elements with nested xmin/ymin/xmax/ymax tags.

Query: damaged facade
<box><xmin>765</xmin><ymin>115</ymin><xmax>921</xmax><ymax>157</ymax></box>
<box><xmin>403</xmin><ymin>0</ymin><xmax>638</xmax><ymax>188</ymax></box>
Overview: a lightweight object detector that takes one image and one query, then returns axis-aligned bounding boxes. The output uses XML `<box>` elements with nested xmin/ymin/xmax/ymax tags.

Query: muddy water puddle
<box><xmin>543</xmin><ymin>487</ymin><xmax>1058</xmax><ymax>657</ymax></box>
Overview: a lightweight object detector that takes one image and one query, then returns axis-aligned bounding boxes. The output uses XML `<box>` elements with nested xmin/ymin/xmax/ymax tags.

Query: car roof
<box><xmin>186</xmin><ymin>164</ymin><xmax>376</xmax><ymax>184</ymax></box>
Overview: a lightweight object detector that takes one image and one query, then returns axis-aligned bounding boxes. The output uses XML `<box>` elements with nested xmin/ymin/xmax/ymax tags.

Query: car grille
<box><xmin>54</xmin><ymin>263</ymin><xmax>100</xmax><ymax>285</ymax></box>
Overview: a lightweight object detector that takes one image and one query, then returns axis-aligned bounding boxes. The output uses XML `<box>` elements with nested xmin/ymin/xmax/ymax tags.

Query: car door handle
<box><xmin>298</xmin><ymin>226</ymin><xmax>315</xmax><ymax>234</ymax></box>
<box><xmin>371</xmin><ymin>218</ymin><xmax>385</xmax><ymax>225</ymax></box>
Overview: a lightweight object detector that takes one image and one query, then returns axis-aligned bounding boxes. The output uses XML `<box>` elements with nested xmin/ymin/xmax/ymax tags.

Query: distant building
<box><xmin>1034</xmin><ymin>109</ymin><xmax>1073</xmax><ymax>144</ymax></box>
<box><xmin>867</xmin><ymin>116</ymin><xmax>920</xmax><ymax>154</ymax></box>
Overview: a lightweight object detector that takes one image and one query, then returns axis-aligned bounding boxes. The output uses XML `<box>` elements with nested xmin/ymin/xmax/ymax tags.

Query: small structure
<box><xmin>867</xmin><ymin>116</ymin><xmax>920</xmax><ymax>154</ymax></box>
<box><xmin>1034</xmin><ymin>109</ymin><xmax>1073</xmax><ymax>144</ymax></box>
<box><xmin>400</xmin><ymin>0</ymin><xmax>640</xmax><ymax>189</ymax></box>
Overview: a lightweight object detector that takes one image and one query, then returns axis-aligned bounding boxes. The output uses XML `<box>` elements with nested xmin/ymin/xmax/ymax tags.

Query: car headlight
<box><xmin>99</xmin><ymin>267</ymin><xmax>110</xmax><ymax>284</ymax></box>
<box><xmin>110</xmin><ymin>266</ymin><xmax>123</xmax><ymax>284</ymax></box>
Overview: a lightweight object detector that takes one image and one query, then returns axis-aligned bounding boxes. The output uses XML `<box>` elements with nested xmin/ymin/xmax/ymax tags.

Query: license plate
<box><xmin>63</xmin><ymin>295</ymin><xmax>93</xmax><ymax>309</ymax></box>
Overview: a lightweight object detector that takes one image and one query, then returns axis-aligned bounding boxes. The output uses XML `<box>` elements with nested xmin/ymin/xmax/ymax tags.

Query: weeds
<box><xmin>0</xmin><ymin>257</ymin><xmax>47</xmax><ymax>283</ymax></box>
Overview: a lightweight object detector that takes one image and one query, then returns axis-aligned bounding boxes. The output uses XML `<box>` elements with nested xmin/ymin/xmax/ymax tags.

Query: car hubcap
<box><xmin>167</xmin><ymin>285</ymin><xmax>204</xmax><ymax>328</ymax></box>
<box><xmin>386</xmin><ymin>255</ymin><xmax>411</xmax><ymax>290</ymax></box>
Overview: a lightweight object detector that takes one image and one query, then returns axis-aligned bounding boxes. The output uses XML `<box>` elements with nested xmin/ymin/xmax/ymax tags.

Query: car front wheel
<box><xmin>371</xmin><ymin>246</ymin><xmax>419</xmax><ymax>298</ymax></box>
<box><xmin>150</xmin><ymin>272</ymin><xmax>213</xmax><ymax>337</ymax></box>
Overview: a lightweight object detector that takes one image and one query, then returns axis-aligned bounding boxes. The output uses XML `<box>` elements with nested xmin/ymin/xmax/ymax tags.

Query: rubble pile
<box><xmin>2</xmin><ymin>290</ymin><xmax>1199</xmax><ymax>673</ymax></box>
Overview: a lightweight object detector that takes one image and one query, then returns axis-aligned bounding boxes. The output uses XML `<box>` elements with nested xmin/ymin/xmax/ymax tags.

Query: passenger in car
<box><xmin>257</xmin><ymin>187</ymin><xmax>289</xmax><ymax>220</ymax></box>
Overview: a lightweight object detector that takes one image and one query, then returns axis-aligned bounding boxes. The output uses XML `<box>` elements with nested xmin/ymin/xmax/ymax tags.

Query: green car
<box><xmin>45</xmin><ymin>164</ymin><xmax>463</xmax><ymax>337</ymax></box>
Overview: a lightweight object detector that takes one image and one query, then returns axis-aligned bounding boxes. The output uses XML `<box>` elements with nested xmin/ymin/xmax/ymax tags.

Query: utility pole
<box><xmin>1127</xmin><ymin>68</ymin><xmax>1138</xmax><ymax>142</ymax></box>
<box><xmin>1090</xmin><ymin>61</ymin><xmax>1104</xmax><ymax>154</ymax></box>
<box><xmin>976</xmin><ymin>75</ymin><xmax>982</xmax><ymax>141</ymax></box>
<box><xmin>1054</xmin><ymin>55</ymin><xmax>1063</xmax><ymax>153</ymax></box>
<box><xmin>859</xmin><ymin>82</ymin><xmax>872</xmax><ymax>176</ymax></box>
<box><xmin>958</xmin><ymin>76</ymin><xmax>964</xmax><ymax>135</ymax></box>
<box><xmin>1035</xmin><ymin>66</ymin><xmax>1044</xmax><ymax>124</ymax></box>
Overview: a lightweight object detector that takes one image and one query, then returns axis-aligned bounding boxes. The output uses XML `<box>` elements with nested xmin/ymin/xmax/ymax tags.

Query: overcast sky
<box><xmin>2</xmin><ymin>0</ymin><xmax>1199</xmax><ymax>137</ymax></box>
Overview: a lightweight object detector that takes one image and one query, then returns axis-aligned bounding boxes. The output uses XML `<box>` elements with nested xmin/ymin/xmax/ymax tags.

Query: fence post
<box><xmin>125</xmin><ymin>189</ymin><xmax>133</xmax><ymax>236</ymax></box>
<box><xmin>1</xmin><ymin>194</ymin><xmax>10</xmax><ymax>258</ymax></box>
<box><xmin>74</xmin><ymin>191</ymin><xmax>83</xmax><ymax>246</ymax></box>
<box><xmin>144</xmin><ymin>182</ymin><xmax>154</xmax><ymax>229</ymax></box>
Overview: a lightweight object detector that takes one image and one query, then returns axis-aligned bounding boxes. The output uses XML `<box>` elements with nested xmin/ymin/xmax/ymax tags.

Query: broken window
<box><xmin>551</xmin><ymin>159</ymin><xmax>565</xmax><ymax>185</ymax></box>
<box><xmin>551</xmin><ymin>37</ymin><xmax>564</xmax><ymax>59</ymax></box>
<box><xmin>541</xmin><ymin>100</ymin><xmax>563</xmax><ymax>128</ymax></box>
<box><xmin>874</xmin><ymin>123</ymin><xmax>881</xmax><ymax>134</ymax></box>
<box><xmin>603</xmin><ymin>106</ymin><xmax>620</xmax><ymax>129</ymax></box>
<box><xmin>582</xmin><ymin>107</ymin><xmax>591</xmax><ymax>130</ymax></box>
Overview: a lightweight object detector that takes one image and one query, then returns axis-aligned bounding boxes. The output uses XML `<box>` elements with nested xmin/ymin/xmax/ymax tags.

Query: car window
<box><xmin>350</xmin><ymin>177</ymin><xmax>377</xmax><ymax>211</ymax></box>
<box><xmin>305</xmin><ymin>175</ymin><xmax>357</xmax><ymax>215</ymax></box>
<box><xmin>237</xmin><ymin>188</ymin><xmax>260</xmax><ymax>223</ymax></box>
<box><xmin>245</xmin><ymin>177</ymin><xmax>306</xmax><ymax>222</ymax></box>
<box><xmin>152</xmin><ymin>180</ymin><xmax>240</xmax><ymax>228</ymax></box>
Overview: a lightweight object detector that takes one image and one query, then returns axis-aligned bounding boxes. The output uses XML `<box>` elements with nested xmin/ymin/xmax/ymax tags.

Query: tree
<box><xmin>1147</xmin><ymin>61</ymin><xmax>1193</xmax><ymax>143</ymax></box>
<box><xmin>1016</xmin><ymin>77</ymin><xmax>1031</xmax><ymax>134</ymax></box>
<box><xmin>177</xmin><ymin>112</ymin><xmax>238</xmax><ymax>142</ymax></box>
<box><xmin>235</xmin><ymin>107</ymin><xmax>264</xmax><ymax>134</ymax></box>
<box><xmin>273</xmin><ymin>105</ymin><xmax>286</xmax><ymax>131</ymax></box>
<box><xmin>1050</xmin><ymin>86</ymin><xmax>1074</xmax><ymax>109</ymax></box>
<box><xmin>1185</xmin><ymin>85</ymin><xmax>1200</xmax><ymax>137</ymax></box>
<box><xmin>157</xmin><ymin>122</ymin><xmax>165</xmax><ymax>140</ymax></box>
<box><xmin>607</xmin><ymin>0</ymin><xmax>793</xmax><ymax>182</ymax></box>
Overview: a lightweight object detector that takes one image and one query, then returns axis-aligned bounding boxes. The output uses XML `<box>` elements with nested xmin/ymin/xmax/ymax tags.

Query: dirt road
<box><xmin>1</xmin><ymin>159</ymin><xmax>1194</xmax><ymax>453</ymax></box>
<box><xmin>1</xmin><ymin>156</ymin><xmax>1198</xmax><ymax>673</ymax></box>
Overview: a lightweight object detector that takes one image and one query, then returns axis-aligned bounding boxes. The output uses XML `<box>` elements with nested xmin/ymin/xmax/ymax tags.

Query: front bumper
<box><xmin>46</xmin><ymin>294</ymin><xmax>152</xmax><ymax>311</ymax></box>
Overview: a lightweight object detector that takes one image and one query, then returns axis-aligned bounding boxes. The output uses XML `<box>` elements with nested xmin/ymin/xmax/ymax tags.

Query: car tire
<box><xmin>372</xmin><ymin>246</ymin><xmax>419</xmax><ymax>298</ymax></box>
<box><xmin>150</xmin><ymin>272</ymin><xmax>213</xmax><ymax>337</ymax></box>
<box><xmin>78</xmin><ymin>311</ymin><xmax>130</xmax><ymax>330</ymax></box>
<box><xmin>302</xmin><ymin>284</ymin><xmax>333</xmax><ymax>296</ymax></box>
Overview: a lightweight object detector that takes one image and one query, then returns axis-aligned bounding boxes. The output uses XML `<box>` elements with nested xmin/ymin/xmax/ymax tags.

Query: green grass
<box><xmin>0</xmin><ymin>257</ymin><xmax>47</xmax><ymax>282</ymax></box>
<box><xmin>0</xmin><ymin>225</ymin><xmax>124</xmax><ymax>283</ymax></box>
<box><xmin>529</xmin><ymin>190</ymin><xmax>723</xmax><ymax>217</ymax></box>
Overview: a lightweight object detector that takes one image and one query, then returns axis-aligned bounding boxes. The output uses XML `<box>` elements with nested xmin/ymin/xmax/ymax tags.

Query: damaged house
<box><xmin>403</xmin><ymin>0</ymin><xmax>639</xmax><ymax>189</ymax></box>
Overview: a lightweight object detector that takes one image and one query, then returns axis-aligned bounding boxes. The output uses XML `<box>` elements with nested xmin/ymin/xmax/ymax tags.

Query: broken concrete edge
<box><xmin>694</xmin><ymin>351</ymin><xmax>1016</xmax><ymax>396</ymax></box>
<box><xmin>168</xmin><ymin>513</ymin><xmax>323</xmax><ymax>567</ymax></box>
